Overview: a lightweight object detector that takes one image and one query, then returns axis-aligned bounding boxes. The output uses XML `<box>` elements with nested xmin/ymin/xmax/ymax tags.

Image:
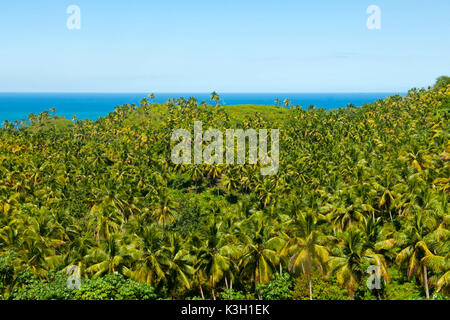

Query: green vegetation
<box><xmin>8</xmin><ymin>270</ymin><xmax>157</xmax><ymax>300</ymax></box>
<box><xmin>434</xmin><ymin>76</ymin><xmax>450</xmax><ymax>91</ymax></box>
<box><xmin>0</xmin><ymin>79</ymin><xmax>449</xmax><ymax>300</ymax></box>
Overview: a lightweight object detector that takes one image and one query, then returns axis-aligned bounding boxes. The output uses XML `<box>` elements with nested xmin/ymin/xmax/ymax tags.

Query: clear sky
<box><xmin>0</xmin><ymin>0</ymin><xmax>449</xmax><ymax>93</ymax></box>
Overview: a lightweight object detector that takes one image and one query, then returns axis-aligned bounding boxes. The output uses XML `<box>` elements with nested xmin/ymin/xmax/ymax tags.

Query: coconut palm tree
<box><xmin>287</xmin><ymin>211</ymin><xmax>329</xmax><ymax>300</ymax></box>
<box><xmin>123</xmin><ymin>225</ymin><xmax>166</xmax><ymax>285</ymax></box>
<box><xmin>160</xmin><ymin>233</ymin><xmax>195</xmax><ymax>297</ymax></box>
<box><xmin>396</xmin><ymin>212</ymin><xmax>446</xmax><ymax>299</ymax></box>
<box><xmin>151</xmin><ymin>187</ymin><xmax>178</xmax><ymax>228</ymax></box>
<box><xmin>329</xmin><ymin>229</ymin><xmax>389</xmax><ymax>299</ymax></box>
<box><xmin>194</xmin><ymin>222</ymin><xmax>239</xmax><ymax>299</ymax></box>
<box><xmin>422</xmin><ymin>252</ymin><xmax>450</xmax><ymax>296</ymax></box>
<box><xmin>85</xmin><ymin>234</ymin><xmax>133</xmax><ymax>277</ymax></box>
<box><xmin>210</xmin><ymin>92</ymin><xmax>220</xmax><ymax>106</ymax></box>
<box><xmin>396</xmin><ymin>211</ymin><xmax>448</xmax><ymax>299</ymax></box>
<box><xmin>283</xmin><ymin>98</ymin><xmax>292</xmax><ymax>109</ymax></box>
<box><xmin>238</xmin><ymin>212</ymin><xmax>286</xmax><ymax>289</ymax></box>
<box><xmin>274</xmin><ymin>99</ymin><xmax>280</xmax><ymax>107</ymax></box>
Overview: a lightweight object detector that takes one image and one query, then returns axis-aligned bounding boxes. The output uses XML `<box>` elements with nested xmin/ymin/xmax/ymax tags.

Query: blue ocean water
<box><xmin>0</xmin><ymin>92</ymin><xmax>403</xmax><ymax>123</ymax></box>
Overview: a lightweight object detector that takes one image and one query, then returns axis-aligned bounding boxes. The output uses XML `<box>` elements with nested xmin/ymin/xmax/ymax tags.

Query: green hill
<box><xmin>0</xmin><ymin>84</ymin><xmax>449</xmax><ymax>300</ymax></box>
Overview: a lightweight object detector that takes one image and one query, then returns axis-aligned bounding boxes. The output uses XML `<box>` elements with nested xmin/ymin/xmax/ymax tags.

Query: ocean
<box><xmin>0</xmin><ymin>92</ymin><xmax>403</xmax><ymax>123</ymax></box>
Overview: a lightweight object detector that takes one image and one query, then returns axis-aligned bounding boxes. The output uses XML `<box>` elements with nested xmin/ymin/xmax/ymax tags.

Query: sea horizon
<box><xmin>0</xmin><ymin>92</ymin><xmax>406</xmax><ymax>123</ymax></box>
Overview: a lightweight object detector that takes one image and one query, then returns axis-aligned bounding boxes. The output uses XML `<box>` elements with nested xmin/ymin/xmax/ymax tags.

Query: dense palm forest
<box><xmin>0</xmin><ymin>80</ymin><xmax>449</xmax><ymax>300</ymax></box>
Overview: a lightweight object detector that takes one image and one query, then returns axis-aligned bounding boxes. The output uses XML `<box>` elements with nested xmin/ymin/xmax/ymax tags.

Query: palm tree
<box><xmin>124</xmin><ymin>225</ymin><xmax>166</xmax><ymax>285</ymax></box>
<box><xmin>274</xmin><ymin>99</ymin><xmax>280</xmax><ymax>107</ymax></box>
<box><xmin>160</xmin><ymin>233</ymin><xmax>195</xmax><ymax>297</ymax></box>
<box><xmin>396</xmin><ymin>212</ymin><xmax>444</xmax><ymax>299</ymax></box>
<box><xmin>84</xmin><ymin>234</ymin><xmax>133</xmax><ymax>277</ymax></box>
<box><xmin>210</xmin><ymin>92</ymin><xmax>220</xmax><ymax>106</ymax></box>
<box><xmin>27</xmin><ymin>113</ymin><xmax>37</xmax><ymax>124</ymax></box>
<box><xmin>329</xmin><ymin>229</ymin><xmax>389</xmax><ymax>299</ymax></box>
<box><xmin>283</xmin><ymin>98</ymin><xmax>291</xmax><ymax>109</ymax></box>
<box><xmin>194</xmin><ymin>222</ymin><xmax>239</xmax><ymax>299</ymax></box>
<box><xmin>238</xmin><ymin>212</ymin><xmax>286</xmax><ymax>289</ymax></box>
<box><xmin>287</xmin><ymin>211</ymin><xmax>329</xmax><ymax>300</ymax></box>
<box><xmin>422</xmin><ymin>252</ymin><xmax>450</xmax><ymax>296</ymax></box>
<box><xmin>151</xmin><ymin>187</ymin><xmax>178</xmax><ymax>228</ymax></box>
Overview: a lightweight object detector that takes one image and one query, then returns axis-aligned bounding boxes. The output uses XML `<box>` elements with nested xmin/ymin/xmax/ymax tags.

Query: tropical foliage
<box><xmin>0</xmin><ymin>79</ymin><xmax>449</xmax><ymax>300</ymax></box>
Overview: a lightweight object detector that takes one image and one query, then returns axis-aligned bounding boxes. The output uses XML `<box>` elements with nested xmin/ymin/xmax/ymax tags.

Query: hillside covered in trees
<box><xmin>0</xmin><ymin>82</ymin><xmax>449</xmax><ymax>300</ymax></box>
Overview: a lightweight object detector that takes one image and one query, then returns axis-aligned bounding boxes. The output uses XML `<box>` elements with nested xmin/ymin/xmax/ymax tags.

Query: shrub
<box><xmin>220</xmin><ymin>288</ymin><xmax>253</xmax><ymax>300</ymax></box>
<box><xmin>257</xmin><ymin>273</ymin><xmax>294</xmax><ymax>300</ymax></box>
<box><xmin>383</xmin><ymin>268</ymin><xmax>424</xmax><ymax>300</ymax></box>
<box><xmin>293</xmin><ymin>274</ymin><xmax>349</xmax><ymax>300</ymax></box>
<box><xmin>433</xmin><ymin>75</ymin><xmax>450</xmax><ymax>90</ymax></box>
<box><xmin>10</xmin><ymin>271</ymin><xmax>74</xmax><ymax>300</ymax></box>
<box><xmin>73</xmin><ymin>274</ymin><xmax>157</xmax><ymax>300</ymax></box>
<box><xmin>0</xmin><ymin>255</ymin><xmax>15</xmax><ymax>292</ymax></box>
<box><xmin>9</xmin><ymin>271</ymin><xmax>157</xmax><ymax>300</ymax></box>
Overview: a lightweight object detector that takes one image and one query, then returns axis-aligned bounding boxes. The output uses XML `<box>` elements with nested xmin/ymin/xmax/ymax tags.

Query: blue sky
<box><xmin>0</xmin><ymin>0</ymin><xmax>449</xmax><ymax>92</ymax></box>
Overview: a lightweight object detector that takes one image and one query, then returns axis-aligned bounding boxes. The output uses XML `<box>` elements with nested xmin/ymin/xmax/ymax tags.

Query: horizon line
<box><xmin>0</xmin><ymin>91</ymin><xmax>408</xmax><ymax>94</ymax></box>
